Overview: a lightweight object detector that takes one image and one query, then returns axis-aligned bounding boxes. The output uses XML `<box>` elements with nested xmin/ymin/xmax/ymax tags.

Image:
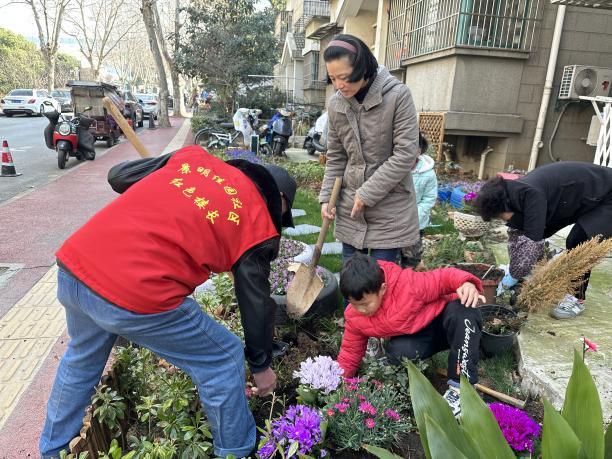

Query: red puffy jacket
<box><xmin>337</xmin><ymin>261</ymin><xmax>483</xmax><ymax>377</ymax></box>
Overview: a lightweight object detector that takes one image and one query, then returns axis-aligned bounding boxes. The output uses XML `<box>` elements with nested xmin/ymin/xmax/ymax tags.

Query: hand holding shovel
<box><xmin>286</xmin><ymin>177</ymin><xmax>342</xmax><ymax>318</ymax></box>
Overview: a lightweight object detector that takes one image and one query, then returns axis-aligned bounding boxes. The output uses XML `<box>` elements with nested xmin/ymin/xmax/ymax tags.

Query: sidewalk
<box><xmin>0</xmin><ymin>118</ymin><xmax>193</xmax><ymax>457</ymax></box>
<box><xmin>491</xmin><ymin>230</ymin><xmax>612</xmax><ymax>421</ymax></box>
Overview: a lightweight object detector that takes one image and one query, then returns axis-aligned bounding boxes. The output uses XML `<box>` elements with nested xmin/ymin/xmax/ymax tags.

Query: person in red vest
<box><xmin>337</xmin><ymin>253</ymin><xmax>485</xmax><ymax>417</ymax></box>
<box><xmin>40</xmin><ymin>146</ymin><xmax>297</xmax><ymax>459</ymax></box>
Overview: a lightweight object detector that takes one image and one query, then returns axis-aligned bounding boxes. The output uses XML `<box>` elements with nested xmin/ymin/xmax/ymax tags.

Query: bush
<box><xmin>190</xmin><ymin>112</ymin><xmax>221</xmax><ymax>135</ymax></box>
<box><xmin>279</xmin><ymin>161</ymin><xmax>325</xmax><ymax>192</ymax></box>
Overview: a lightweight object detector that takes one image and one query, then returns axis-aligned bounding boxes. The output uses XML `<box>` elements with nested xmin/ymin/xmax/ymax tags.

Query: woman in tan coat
<box><xmin>319</xmin><ymin>34</ymin><xmax>420</xmax><ymax>265</ymax></box>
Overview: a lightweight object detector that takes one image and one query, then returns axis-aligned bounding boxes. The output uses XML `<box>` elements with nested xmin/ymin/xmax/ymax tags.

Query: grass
<box><xmin>287</xmin><ymin>189</ymin><xmax>342</xmax><ymax>273</ymax></box>
<box><xmin>424</xmin><ymin>203</ymin><xmax>456</xmax><ymax>236</ymax></box>
<box><xmin>431</xmin><ymin>349</ymin><xmax>521</xmax><ymax>397</ymax></box>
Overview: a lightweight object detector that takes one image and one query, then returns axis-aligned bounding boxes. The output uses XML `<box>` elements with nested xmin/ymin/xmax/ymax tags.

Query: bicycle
<box><xmin>194</xmin><ymin>122</ymin><xmax>243</xmax><ymax>149</ymax></box>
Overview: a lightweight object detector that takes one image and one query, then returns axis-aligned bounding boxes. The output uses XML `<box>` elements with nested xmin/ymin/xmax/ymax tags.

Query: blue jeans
<box><xmin>341</xmin><ymin>243</ymin><xmax>400</xmax><ymax>266</ymax></box>
<box><xmin>40</xmin><ymin>268</ymin><xmax>255</xmax><ymax>459</ymax></box>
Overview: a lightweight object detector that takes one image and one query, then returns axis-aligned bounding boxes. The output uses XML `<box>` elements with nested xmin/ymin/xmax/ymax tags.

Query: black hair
<box><xmin>339</xmin><ymin>253</ymin><xmax>385</xmax><ymax>300</ymax></box>
<box><xmin>419</xmin><ymin>131</ymin><xmax>429</xmax><ymax>154</ymax></box>
<box><xmin>472</xmin><ymin>176</ymin><xmax>508</xmax><ymax>221</ymax></box>
<box><xmin>324</xmin><ymin>34</ymin><xmax>379</xmax><ymax>84</ymax></box>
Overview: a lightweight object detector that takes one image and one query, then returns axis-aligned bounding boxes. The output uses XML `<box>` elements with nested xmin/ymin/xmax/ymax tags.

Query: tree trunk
<box><xmin>142</xmin><ymin>0</ymin><xmax>171</xmax><ymax>127</ymax></box>
<box><xmin>47</xmin><ymin>54</ymin><xmax>56</xmax><ymax>92</ymax></box>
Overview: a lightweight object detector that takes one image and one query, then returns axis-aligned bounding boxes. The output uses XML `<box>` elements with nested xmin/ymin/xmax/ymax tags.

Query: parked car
<box><xmin>120</xmin><ymin>90</ymin><xmax>144</xmax><ymax>127</ymax></box>
<box><xmin>136</xmin><ymin>93</ymin><xmax>159</xmax><ymax>119</ymax></box>
<box><xmin>51</xmin><ymin>89</ymin><xmax>72</xmax><ymax>113</ymax></box>
<box><xmin>0</xmin><ymin>89</ymin><xmax>61</xmax><ymax>117</ymax></box>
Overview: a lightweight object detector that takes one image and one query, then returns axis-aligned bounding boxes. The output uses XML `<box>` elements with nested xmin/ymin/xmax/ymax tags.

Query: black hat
<box><xmin>225</xmin><ymin>159</ymin><xmax>296</xmax><ymax>230</ymax></box>
<box><xmin>263</xmin><ymin>164</ymin><xmax>297</xmax><ymax>228</ymax></box>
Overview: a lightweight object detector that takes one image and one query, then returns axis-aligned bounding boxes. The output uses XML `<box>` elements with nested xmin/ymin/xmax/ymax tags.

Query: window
<box><xmin>9</xmin><ymin>89</ymin><xmax>33</xmax><ymax>96</ymax></box>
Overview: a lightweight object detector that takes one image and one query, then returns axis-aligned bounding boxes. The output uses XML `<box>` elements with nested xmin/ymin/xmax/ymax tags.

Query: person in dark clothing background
<box><xmin>473</xmin><ymin>161</ymin><xmax>612</xmax><ymax>319</ymax></box>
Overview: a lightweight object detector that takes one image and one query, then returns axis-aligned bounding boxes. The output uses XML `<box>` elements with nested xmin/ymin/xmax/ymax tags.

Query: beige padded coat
<box><xmin>319</xmin><ymin>66</ymin><xmax>420</xmax><ymax>249</ymax></box>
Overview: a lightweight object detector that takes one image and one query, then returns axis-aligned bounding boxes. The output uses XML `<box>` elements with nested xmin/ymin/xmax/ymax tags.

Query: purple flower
<box><xmin>258</xmin><ymin>405</ymin><xmax>323</xmax><ymax>458</ymax></box>
<box><xmin>384</xmin><ymin>409</ymin><xmax>400</xmax><ymax>421</ymax></box>
<box><xmin>463</xmin><ymin>192</ymin><xmax>478</xmax><ymax>202</ymax></box>
<box><xmin>257</xmin><ymin>441</ymin><xmax>276</xmax><ymax>458</ymax></box>
<box><xmin>358</xmin><ymin>401</ymin><xmax>377</xmax><ymax>416</ymax></box>
<box><xmin>489</xmin><ymin>403</ymin><xmax>541</xmax><ymax>453</ymax></box>
<box><xmin>294</xmin><ymin>356</ymin><xmax>344</xmax><ymax>394</ymax></box>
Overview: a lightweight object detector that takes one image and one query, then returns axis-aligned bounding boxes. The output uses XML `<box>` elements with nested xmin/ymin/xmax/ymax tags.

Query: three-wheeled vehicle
<box><xmin>67</xmin><ymin>81</ymin><xmax>124</xmax><ymax>147</ymax></box>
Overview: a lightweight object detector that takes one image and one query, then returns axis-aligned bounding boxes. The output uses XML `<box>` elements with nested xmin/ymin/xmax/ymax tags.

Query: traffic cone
<box><xmin>1</xmin><ymin>140</ymin><xmax>22</xmax><ymax>177</ymax></box>
<box><xmin>148</xmin><ymin>114</ymin><xmax>156</xmax><ymax>130</ymax></box>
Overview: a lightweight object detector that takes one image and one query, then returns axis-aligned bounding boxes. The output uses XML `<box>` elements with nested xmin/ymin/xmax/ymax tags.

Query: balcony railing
<box><xmin>293</xmin><ymin>0</ymin><xmax>331</xmax><ymax>32</ymax></box>
<box><xmin>385</xmin><ymin>0</ymin><xmax>542</xmax><ymax>69</ymax></box>
<box><xmin>275</xmin><ymin>10</ymin><xmax>293</xmax><ymax>47</ymax></box>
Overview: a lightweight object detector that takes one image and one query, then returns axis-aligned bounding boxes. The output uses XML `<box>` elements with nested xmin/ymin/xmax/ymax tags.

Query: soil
<box><xmin>483</xmin><ymin>315</ymin><xmax>524</xmax><ymax>335</ymax></box>
<box><xmin>455</xmin><ymin>263</ymin><xmax>504</xmax><ymax>281</ymax></box>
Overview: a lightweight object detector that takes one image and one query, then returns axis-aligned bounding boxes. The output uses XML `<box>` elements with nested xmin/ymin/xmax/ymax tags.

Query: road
<box><xmin>0</xmin><ymin>113</ymin><xmax>118</xmax><ymax>204</ymax></box>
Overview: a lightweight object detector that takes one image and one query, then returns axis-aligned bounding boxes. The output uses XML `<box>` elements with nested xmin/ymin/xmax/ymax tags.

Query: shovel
<box><xmin>102</xmin><ymin>97</ymin><xmax>151</xmax><ymax>158</ymax></box>
<box><xmin>286</xmin><ymin>176</ymin><xmax>342</xmax><ymax>318</ymax></box>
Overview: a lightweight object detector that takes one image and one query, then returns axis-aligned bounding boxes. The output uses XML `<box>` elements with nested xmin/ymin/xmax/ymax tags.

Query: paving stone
<box><xmin>282</xmin><ymin>224</ymin><xmax>321</xmax><ymax>236</ymax></box>
<box><xmin>0</xmin><ymin>265</ymin><xmax>65</xmax><ymax>428</ymax></box>
<box><xmin>291</xmin><ymin>209</ymin><xmax>306</xmax><ymax>218</ymax></box>
<box><xmin>309</xmin><ymin>241</ymin><xmax>343</xmax><ymax>255</ymax></box>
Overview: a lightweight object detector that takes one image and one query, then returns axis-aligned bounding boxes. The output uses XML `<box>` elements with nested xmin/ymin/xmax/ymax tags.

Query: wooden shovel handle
<box><xmin>436</xmin><ymin>368</ymin><xmax>526</xmax><ymax>409</ymax></box>
<box><xmin>310</xmin><ymin>177</ymin><xmax>342</xmax><ymax>270</ymax></box>
<box><xmin>102</xmin><ymin>97</ymin><xmax>151</xmax><ymax>158</ymax></box>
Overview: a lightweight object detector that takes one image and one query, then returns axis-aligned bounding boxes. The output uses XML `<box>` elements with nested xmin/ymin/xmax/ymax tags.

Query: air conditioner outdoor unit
<box><xmin>558</xmin><ymin>65</ymin><xmax>612</xmax><ymax>100</ymax></box>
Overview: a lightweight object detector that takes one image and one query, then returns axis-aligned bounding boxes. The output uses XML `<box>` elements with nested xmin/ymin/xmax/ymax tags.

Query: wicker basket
<box><xmin>453</xmin><ymin>211</ymin><xmax>489</xmax><ymax>237</ymax></box>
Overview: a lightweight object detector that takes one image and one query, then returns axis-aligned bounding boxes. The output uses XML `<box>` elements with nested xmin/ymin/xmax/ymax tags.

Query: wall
<box><xmin>405</xmin><ymin>57</ymin><xmax>457</xmax><ymax>111</ymax></box>
<box><xmin>344</xmin><ymin>11</ymin><xmax>378</xmax><ymax>46</ymax></box>
<box><xmin>507</xmin><ymin>3</ymin><xmax>612</xmax><ymax>169</ymax></box>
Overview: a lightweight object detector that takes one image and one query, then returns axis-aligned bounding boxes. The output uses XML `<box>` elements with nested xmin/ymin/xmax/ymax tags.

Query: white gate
<box><xmin>581</xmin><ymin>96</ymin><xmax>612</xmax><ymax>168</ymax></box>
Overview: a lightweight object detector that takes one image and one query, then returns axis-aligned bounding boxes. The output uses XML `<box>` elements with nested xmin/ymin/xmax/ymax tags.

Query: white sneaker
<box><xmin>550</xmin><ymin>295</ymin><xmax>585</xmax><ymax>320</ymax></box>
<box><xmin>443</xmin><ymin>386</ymin><xmax>461</xmax><ymax>418</ymax></box>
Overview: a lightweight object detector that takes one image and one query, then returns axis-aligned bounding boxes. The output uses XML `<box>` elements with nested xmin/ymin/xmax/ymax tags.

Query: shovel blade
<box><xmin>285</xmin><ymin>263</ymin><xmax>324</xmax><ymax>318</ymax></box>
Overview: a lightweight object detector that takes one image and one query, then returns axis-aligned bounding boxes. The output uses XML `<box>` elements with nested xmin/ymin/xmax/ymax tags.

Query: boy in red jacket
<box><xmin>338</xmin><ymin>253</ymin><xmax>485</xmax><ymax>415</ymax></box>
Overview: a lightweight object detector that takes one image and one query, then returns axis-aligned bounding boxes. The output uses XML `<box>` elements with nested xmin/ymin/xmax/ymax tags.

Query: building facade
<box><xmin>275</xmin><ymin>0</ymin><xmax>612</xmax><ymax>174</ymax></box>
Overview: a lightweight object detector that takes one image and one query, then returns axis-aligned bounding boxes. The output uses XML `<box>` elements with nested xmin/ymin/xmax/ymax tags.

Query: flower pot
<box><xmin>478</xmin><ymin>304</ymin><xmax>518</xmax><ymax>357</ymax></box>
<box><xmin>453</xmin><ymin>211</ymin><xmax>489</xmax><ymax>238</ymax></box>
<box><xmin>273</xmin><ymin>267</ymin><xmax>342</xmax><ymax>325</ymax></box>
<box><xmin>453</xmin><ymin>263</ymin><xmax>504</xmax><ymax>304</ymax></box>
<box><xmin>450</xmin><ymin>186</ymin><xmax>467</xmax><ymax>209</ymax></box>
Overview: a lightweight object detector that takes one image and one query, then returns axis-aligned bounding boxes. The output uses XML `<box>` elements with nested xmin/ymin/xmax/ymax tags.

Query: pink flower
<box><xmin>364</xmin><ymin>418</ymin><xmax>376</xmax><ymax>429</ymax></box>
<box><xmin>342</xmin><ymin>397</ymin><xmax>350</xmax><ymax>403</ymax></box>
<box><xmin>372</xmin><ymin>379</ymin><xmax>383</xmax><ymax>389</ymax></box>
<box><xmin>384</xmin><ymin>409</ymin><xmax>400</xmax><ymax>421</ymax></box>
<box><xmin>584</xmin><ymin>338</ymin><xmax>598</xmax><ymax>352</ymax></box>
<box><xmin>358</xmin><ymin>402</ymin><xmax>377</xmax><ymax>416</ymax></box>
<box><xmin>357</xmin><ymin>394</ymin><xmax>366</xmax><ymax>402</ymax></box>
<box><xmin>334</xmin><ymin>403</ymin><xmax>349</xmax><ymax>413</ymax></box>
<box><xmin>327</xmin><ymin>409</ymin><xmax>335</xmax><ymax>417</ymax></box>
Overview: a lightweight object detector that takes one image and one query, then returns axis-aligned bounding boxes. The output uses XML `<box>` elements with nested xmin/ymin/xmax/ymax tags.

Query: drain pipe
<box><xmin>478</xmin><ymin>146</ymin><xmax>494</xmax><ymax>180</ymax></box>
<box><xmin>528</xmin><ymin>5</ymin><xmax>566</xmax><ymax>171</ymax></box>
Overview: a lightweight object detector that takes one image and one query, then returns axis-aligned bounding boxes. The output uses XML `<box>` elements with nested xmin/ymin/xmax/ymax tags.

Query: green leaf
<box><xmin>362</xmin><ymin>444</ymin><xmax>404</xmax><ymax>459</ymax></box>
<box><xmin>459</xmin><ymin>375</ymin><xmax>515</xmax><ymax>458</ymax></box>
<box><xmin>562</xmin><ymin>349</ymin><xmax>604</xmax><ymax>459</ymax></box>
<box><xmin>406</xmin><ymin>360</ymin><xmax>478</xmax><ymax>459</ymax></box>
<box><xmin>542</xmin><ymin>399</ymin><xmax>582</xmax><ymax>459</ymax></box>
<box><xmin>287</xmin><ymin>441</ymin><xmax>299</xmax><ymax>457</ymax></box>
<box><xmin>605</xmin><ymin>422</ymin><xmax>612</xmax><ymax>459</ymax></box>
<box><xmin>425</xmin><ymin>415</ymin><xmax>470</xmax><ymax>459</ymax></box>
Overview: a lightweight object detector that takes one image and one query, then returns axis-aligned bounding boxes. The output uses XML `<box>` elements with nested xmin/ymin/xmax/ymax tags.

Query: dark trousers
<box><xmin>565</xmin><ymin>223</ymin><xmax>609</xmax><ymax>300</ymax></box>
<box><xmin>385</xmin><ymin>300</ymin><xmax>482</xmax><ymax>384</ymax></box>
<box><xmin>341</xmin><ymin>243</ymin><xmax>400</xmax><ymax>265</ymax></box>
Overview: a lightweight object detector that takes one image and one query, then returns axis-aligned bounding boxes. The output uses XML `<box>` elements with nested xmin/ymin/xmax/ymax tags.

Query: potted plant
<box><xmin>452</xmin><ymin>262</ymin><xmax>504</xmax><ymax>304</ymax></box>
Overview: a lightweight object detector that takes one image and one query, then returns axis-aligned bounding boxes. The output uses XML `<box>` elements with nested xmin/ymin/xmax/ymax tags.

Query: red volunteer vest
<box><xmin>57</xmin><ymin>146</ymin><xmax>279</xmax><ymax>313</ymax></box>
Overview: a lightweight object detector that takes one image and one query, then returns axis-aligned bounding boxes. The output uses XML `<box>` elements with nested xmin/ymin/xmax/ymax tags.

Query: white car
<box><xmin>136</xmin><ymin>93</ymin><xmax>159</xmax><ymax>119</ymax></box>
<box><xmin>1</xmin><ymin>88</ymin><xmax>61</xmax><ymax>117</ymax></box>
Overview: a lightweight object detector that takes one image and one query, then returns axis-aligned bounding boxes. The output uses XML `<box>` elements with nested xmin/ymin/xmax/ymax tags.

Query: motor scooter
<box><xmin>270</xmin><ymin>109</ymin><xmax>293</xmax><ymax>156</ymax></box>
<box><xmin>43</xmin><ymin>102</ymin><xmax>96</xmax><ymax>169</ymax></box>
<box><xmin>303</xmin><ymin>111</ymin><xmax>328</xmax><ymax>155</ymax></box>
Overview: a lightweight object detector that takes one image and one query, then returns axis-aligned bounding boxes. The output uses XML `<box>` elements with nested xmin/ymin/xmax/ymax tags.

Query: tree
<box><xmin>268</xmin><ymin>0</ymin><xmax>285</xmax><ymax>12</ymax></box>
<box><xmin>177</xmin><ymin>0</ymin><xmax>279</xmax><ymax>116</ymax></box>
<box><xmin>107</xmin><ymin>29</ymin><xmax>156</xmax><ymax>89</ymax></box>
<box><xmin>62</xmin><ymin>0</ymin><xmax>136</xmax><ymax>80</ymax></box>
<box><xmin>141</xmin><ymin>0</ymin><xmax>170</xmax><ymax>127</ymax></box>
<box><xmin>55</xmin><ymin>52</ymin><xmax>79</xmax><ymax>87</ymax></box>
<box><xmin>25</xmin><ymin>0</ymin><xmax>71</xmax><ymax>91</ymax></box>
<box><xmin>0</xmin><ymin>27</ymin><xmax>45</xmax><ymax>94</ymax></box>
<box><xmin>152</xmin><ymin>0</ymin><xmax>186</xmax><ymax>117</ymax></box>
